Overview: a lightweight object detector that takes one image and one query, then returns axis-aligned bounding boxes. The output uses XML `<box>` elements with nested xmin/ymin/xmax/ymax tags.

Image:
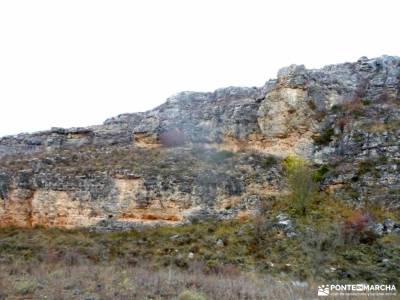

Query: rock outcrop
<box><xmin>0</xmin><ymin>55</ymin><xmax>399</xmax><ymax>229</ymax></box>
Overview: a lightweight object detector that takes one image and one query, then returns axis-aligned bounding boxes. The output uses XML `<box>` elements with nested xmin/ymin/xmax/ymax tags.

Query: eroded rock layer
<box><xmin>0</xmin><ymin>55</ymin><xmax>399</xmax><ymax>229</ymax></box>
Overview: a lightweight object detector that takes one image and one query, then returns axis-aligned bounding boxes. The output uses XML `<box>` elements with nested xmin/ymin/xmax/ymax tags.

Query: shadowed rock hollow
<box><xmin>0</xmin><ymin>55</ymin><xmax>399</xmax><ymax>229</ymax></box>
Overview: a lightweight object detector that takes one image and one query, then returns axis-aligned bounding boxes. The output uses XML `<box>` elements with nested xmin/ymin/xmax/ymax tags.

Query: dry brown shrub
<box><xmin>341</xmin><ymin>210</ymin><xmax>376</xmax><ymax>244</ymax></box>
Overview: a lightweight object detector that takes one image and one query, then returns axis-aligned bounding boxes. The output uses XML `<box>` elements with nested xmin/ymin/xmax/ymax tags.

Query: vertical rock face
<box><xmin>0</xmin><ymin>147</ymin><xmax>281</xmax><ymax>229</ymax></box>
<box><xmin>0</xmin><ymin>55</ymin><xmax>399</xmax><ymax>229</ymax></box>
<box><xmin>257</xmin><ymin>87</ymin><xmax>316</xmax><ymax>157</ymax></box>
<box><xmin>0</xmin><ymin>189</ymin><xmax>35</xmax><ymax>227</ymax></box>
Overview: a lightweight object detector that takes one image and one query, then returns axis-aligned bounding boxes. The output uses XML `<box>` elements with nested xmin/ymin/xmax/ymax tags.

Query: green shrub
<box><xmin>330</xmin><ymin>104</ymin><xmax>342</xmax><ymax>113</ymax></box>
<box><xmin>307</xmin><ymin>100</ymin><xmax>317</xmax><ymax>110</ymax></box>
<box><xmin>313</xmin><ymin>128</ymin><xmax>334</xmax><ymax>146</ymax></box>
<box><xmin>261</xmin><ymin>155</ymin><xmax>278</xmax><ymax>169</ymax></box>
<box><xmin>283</xmin><ymin>156</ymin><xmax>318</xmax><ymax>216</ymax></box>
<box><xmin>312</xmin><ymin>164</ymin><xmax>330</xmax><ymax>182</ymax></box>
<box><xmin>362</xmin><ymin>99</ymin><xmax>372</xmax><ymax>106</ymax></box>
<box><xmin>282</xmin><ymin>155</ymin><xmax>305</xmax><ymax>173</ymax></box>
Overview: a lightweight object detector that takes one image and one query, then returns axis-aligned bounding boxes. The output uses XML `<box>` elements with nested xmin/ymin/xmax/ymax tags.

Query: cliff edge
<box><xmin>0</xmin><ymin>55</ymin><xmax>399</xmax><ymax>229</ymax></box>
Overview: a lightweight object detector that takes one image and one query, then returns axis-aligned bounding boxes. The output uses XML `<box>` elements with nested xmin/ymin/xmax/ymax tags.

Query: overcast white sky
<box><xmin>0</xmin><ymin>0</ymin><xmax>399</xmax><ymax>136</ymax></box>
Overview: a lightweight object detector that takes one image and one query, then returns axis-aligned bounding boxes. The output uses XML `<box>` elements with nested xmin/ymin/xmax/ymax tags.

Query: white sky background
<box><xmin>0</xmin><ymin>0</ymin><xmax>399</xmax><ymax>136</ymax></box>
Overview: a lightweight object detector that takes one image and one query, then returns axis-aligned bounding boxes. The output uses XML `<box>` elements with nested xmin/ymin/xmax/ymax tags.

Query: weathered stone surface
<box><xmin>0</xmin><ymin>125</ymin><xmax>133</xmax><ymax>158</ymax></box>
<box><xmin>0</xmin><ymin>55</ymin><xmax>399</xmax><ymax>228</ymax></box>
<box><xmin>0</xmin><ymin>145</ymin><xmax>281</xmax><ymax>229</ymax></box>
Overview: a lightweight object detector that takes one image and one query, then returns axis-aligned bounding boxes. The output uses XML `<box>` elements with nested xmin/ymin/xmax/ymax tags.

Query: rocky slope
<box><xmin>0</xmin><ymin>55</ymin><xmax>399</xmax><ymax>229</ymax></box>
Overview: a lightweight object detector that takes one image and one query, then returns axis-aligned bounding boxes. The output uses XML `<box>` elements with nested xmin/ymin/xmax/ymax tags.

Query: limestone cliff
<box><xmin>0</xmin><ymin>55</ymin><xmax>399</xmax><ymax>229</ymax></box>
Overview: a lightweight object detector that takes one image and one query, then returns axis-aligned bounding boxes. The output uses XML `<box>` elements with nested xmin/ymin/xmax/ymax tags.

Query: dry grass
<box><xmin>0</xmin><ymin>262</ymin><xmax>391</xmax><ymax>299</ymax></box>
<box><xmin>0</xmin><ymin>261</ymin><xmax>316</xmax><ymax>300</ymax></box>
<box><xmin>0</xmin><ymin>217</ymin><xmax>398</xmax><ymax>299</ymax></box>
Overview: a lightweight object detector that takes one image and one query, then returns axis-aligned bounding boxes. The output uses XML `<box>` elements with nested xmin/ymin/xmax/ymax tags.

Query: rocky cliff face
<box><xmin>0</xmin><ymin>55</ymin><xmax>399</xmax><ymax>229</ymax></box>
